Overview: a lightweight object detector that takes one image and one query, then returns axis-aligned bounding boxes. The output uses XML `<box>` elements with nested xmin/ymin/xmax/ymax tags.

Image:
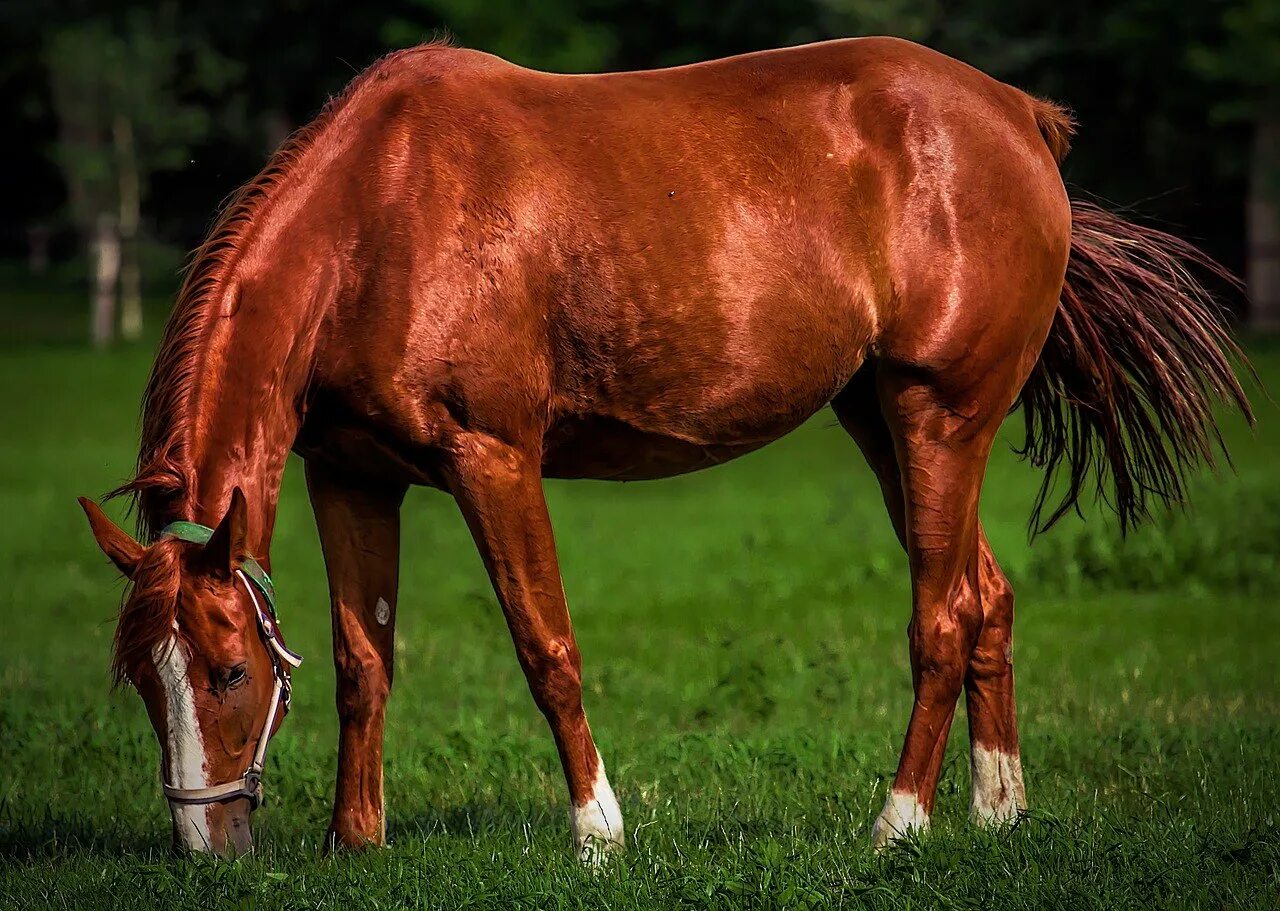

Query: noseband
<box><xmin>156</xmin><ymin>521</ymin><xmax>303</xmax><ymax>809</ymax></box>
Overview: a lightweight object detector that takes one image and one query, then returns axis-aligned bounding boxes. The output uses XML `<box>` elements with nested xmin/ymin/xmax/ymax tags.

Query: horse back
<box><xmin>307</xmin><ymin>38</ymin><xmax>1068</xmax><ymax>479</ymax></box>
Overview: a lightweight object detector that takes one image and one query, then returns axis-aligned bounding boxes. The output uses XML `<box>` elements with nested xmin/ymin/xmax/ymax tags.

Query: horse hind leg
<box><xmin>965</xmin><ymin>531</ymin><xmax>1026</xmax><ymax>825</ymax></box>
<box><xmin>833</xmin><ymin>358</ymin><xmax>1028</xmax><ymax>847</ymax></box>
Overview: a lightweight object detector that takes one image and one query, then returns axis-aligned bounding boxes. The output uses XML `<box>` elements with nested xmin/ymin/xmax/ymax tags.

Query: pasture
<box><xmin>0</xmin><ymin>294</ymin><xmax>1277</xmax><ymax>908</ymax></box>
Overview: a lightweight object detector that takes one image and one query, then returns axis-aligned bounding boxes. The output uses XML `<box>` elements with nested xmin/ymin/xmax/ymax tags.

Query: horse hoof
<box><xmin>576</xmin><ymin>833</ymin><xmax>624</xmax><ymax>868</ymax></box>
<box><xmin>870</xmin><ymin>791</ymin><xmax>930</xmax><ymax>851</ymax></box>
<box><xmin>324</xmin><ymin>828</ymin><xmax>385</xmax><ymax>853</ymax></box>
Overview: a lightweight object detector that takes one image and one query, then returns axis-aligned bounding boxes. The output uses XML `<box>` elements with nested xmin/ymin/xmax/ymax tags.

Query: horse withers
<box><xmin>80</xmin><ymin>37</ymin><xmax>1250</xmax><ymax>857</ymax></box>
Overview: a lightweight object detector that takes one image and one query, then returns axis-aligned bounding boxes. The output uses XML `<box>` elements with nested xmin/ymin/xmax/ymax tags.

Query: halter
<box><xmin>156</xmin><ymin>521</ymin><xmax>303</xmax><ymax>809</ymax></box>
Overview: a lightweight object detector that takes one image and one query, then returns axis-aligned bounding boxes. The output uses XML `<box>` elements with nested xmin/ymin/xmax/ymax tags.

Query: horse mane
<box><xmin>108</xmin><ymin>106</ymin><xmax>344</xmax><ymax>536</ymax></box>
<box><xmin>111</xmin><ymin>537</ymin><xmax>184</xmax><ymax>685</ymax></box>
<box><xmin>109</xmin><ymin>38</ymin><xmax>455</xmax><ymax>537</ymax></box>
<box><xmin>105</xmin><ymin>39</ymin><xmax>456</xmax><ymax>678</ymax></box>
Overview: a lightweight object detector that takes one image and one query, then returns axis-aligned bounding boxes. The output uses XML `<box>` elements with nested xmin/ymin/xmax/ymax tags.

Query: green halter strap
<box><xmin>159</xmin><ymin>520</ymin><xmax>278</xmax><ymax>616</ymax></box>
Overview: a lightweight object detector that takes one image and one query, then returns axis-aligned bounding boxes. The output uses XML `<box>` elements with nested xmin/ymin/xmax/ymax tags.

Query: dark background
<box><xmin>1</xmin><ymin>0</ymin><xmax>1277</xmax><ymax>342</ymax></box>
<box><xmin>0</xmin><ymin>6</ymin><xmax>1277</xmax><ymax>904</ymax></box>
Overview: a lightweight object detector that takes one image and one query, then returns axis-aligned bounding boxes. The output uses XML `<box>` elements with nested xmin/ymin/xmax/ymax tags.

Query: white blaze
<box><xmin>570</xmin><ymin>753</ymin><xmax>624</xmax><ymax>865</ymax></box>
<box><xmin>871</xmin><ymin>789</ymin><xmax>930</xmax><ymax>849</ymax></box>
<box><xmin>153</xmin><ymin>634</ymin><xmax>212</xmax><ymax>850</ymax></box>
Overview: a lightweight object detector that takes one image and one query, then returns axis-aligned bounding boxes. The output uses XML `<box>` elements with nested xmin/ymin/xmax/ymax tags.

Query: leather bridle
<box><xmin>157</xmin><ymin>522</ymin><xmax>303</xmax><ymax>809</ymax></box>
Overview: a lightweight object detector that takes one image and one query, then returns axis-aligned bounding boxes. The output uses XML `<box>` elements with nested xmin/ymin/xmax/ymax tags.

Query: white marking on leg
<box><xmin>153</xmin><ymin>634</ymin><xmax>212</xmax><ymax>851</ymax></box>
<box><xmin>375</xmin><ymin>597</ymin><xmax>391</xmax><ymax>626</ymax></box>
<box><xmin>570</xmin><ymin>752</ymin><xmax>624</xmax><ymax>865</ymax></box>
<box><xmin>970</xmin><ymin>744</ymin><xmax>1026</xmax><ymax>825</ymax></box>
<box><xmin>871</xmin><ymin>789</ymin><xmax>930</xmax><ymax>849</ymax></box>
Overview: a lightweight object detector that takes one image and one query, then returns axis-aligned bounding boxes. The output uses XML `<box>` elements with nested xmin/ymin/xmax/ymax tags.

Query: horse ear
<box><xmin>78</xmin><ymin>497</ymin><xmax>144</xmax><ymax>578</ymax></box>
<box><xmin>204</xmin><ymin>487</ymin><xmax>249</xmax><ymax>576</ymax></box>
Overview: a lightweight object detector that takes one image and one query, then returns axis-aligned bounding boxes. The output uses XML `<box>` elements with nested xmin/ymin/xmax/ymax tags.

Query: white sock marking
<box><xmin>871</xmin><ymin>789</ymin><xmax>930</xmax><ymax>849</ymax></box>
<box><xmin>570</xmin><ymin>753</ymin><xmax>624</xmax><ymax>864</ymax></box>
<box><xmin>970</xmin><ymin>745</ymin><xmax>1025</xmax><ymax>825</ymax></box>
<box><xmin>153</xmin><ymin>634</ymin><xmax>212</xmax><ymax>851</ymax></box>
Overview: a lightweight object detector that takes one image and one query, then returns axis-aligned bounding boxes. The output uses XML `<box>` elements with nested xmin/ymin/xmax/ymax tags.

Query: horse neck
<box><xmin>182</xmin><ymin>257</ymin><xmax>334</xmax><ymax>562</ymax></box>
<box><xmin>151</xmin><ymin>94</ymin><xmax>368</xmax><ymax>558</ymax></box>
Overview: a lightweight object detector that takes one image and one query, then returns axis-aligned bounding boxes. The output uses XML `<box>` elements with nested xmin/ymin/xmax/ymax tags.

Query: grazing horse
<box><xmin>79</xmin><ymin>37</ymin><xmax>1250</xmax><ymax>857</ymax></box>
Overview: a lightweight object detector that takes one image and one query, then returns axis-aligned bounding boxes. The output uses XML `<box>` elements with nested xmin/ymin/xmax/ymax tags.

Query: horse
<box><xmin>78</xmin><ymin>36</ymin><xmax>1251</xmax><ymax>858</ymax></box>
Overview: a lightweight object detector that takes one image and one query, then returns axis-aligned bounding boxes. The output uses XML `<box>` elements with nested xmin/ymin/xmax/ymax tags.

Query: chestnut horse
<box><xmin>79</xmin><ymin>37</ymin><xmax>1250</xmax><ymax>857</ymax></box>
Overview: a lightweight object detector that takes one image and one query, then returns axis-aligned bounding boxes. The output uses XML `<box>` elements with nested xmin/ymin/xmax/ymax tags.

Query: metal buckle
<box><xmin>244</xmin><ymin>768</ymin><xmax>263</xmax><ymax>810</ymax></box>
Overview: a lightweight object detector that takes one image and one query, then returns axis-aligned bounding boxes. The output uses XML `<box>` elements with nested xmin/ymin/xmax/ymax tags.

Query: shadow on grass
<box><xmin>0</xmin><ymin>797</ymin><xmax>562</xmax><ymax>864</ymax></box>
<box><xmin>0</xmin><ymin>810</ymin><xmax>167</xmax><ymax>863</ymax></box>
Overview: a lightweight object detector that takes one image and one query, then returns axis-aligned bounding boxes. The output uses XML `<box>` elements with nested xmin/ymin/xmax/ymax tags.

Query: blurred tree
<box><xmin>816</xmin><ymin>0</ymin><xmax>941</xmax><ymax>45</ymax></box>
<box><xmin>44</xmin><ymin>6</ymin><xmax>238</xmax><ymax>346</ymax></box>
<box><xmin>1189</xmin><ymin>0</ymin><xmax>1280</xmax><ymax>328</ymax></box>
<box><xmin>6</xmin><ymin>0</ymin><xmax>1270</xmax><ymax>336</ymax></box>
<box><xmin>385</xmin><ymin>0</ymin><xmax>616</xmax><ymax>72</ymax></box>
<box><xmin>46</xmin><ymin>21</ymin><xmax>121</xmax><ymax>348</ymax></box>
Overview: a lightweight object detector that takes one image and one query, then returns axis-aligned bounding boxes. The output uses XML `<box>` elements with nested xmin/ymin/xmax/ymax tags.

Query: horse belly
<box><xmin>544</xmin><ymin>300</ymin><xmax>871</xmax><ymax>480</ymax></box>
<box><xmin>542</xmin><ymin>415</ymin><xmax>787</xmax><ymax>480</ymax></box>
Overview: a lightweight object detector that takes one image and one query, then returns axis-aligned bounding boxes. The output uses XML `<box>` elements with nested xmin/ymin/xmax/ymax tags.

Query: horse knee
<box><xmin>334</xmin><ymin>647</ymin><xmax>390</xmax><ymax>724</ymax></box>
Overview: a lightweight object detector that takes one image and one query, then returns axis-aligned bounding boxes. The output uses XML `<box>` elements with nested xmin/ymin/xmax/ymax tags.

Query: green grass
<box><xmin>0</xmin><ymin>300</ymin><xmax>1277</xmax><ymax>908</ymax></box>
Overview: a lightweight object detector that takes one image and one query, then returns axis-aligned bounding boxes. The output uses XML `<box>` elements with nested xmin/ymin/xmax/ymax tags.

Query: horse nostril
<box><xmin>227</xmin><ymin>810</ymin><xmax>254</xmax><ymax>855</ymax></box>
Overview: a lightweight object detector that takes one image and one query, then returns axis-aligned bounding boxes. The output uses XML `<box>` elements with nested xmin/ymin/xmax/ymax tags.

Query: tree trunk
<box><xmin>91</xmin><ymin>212</ymin><xmax>121</xmax><ymax>349</ymax></box>
<box><xmin>115</xmin><ymin>115</ymin><xmax>144</xmax><ymax>341</ymax></box>
<box><xmin>26</xmin><ymin>225</ymin><xmax>50</xmax><ymax>275</ymax></box>
<box><xmin>1247</xmin><ymin>112</ymin><xmax>1280</xmax><ymax>330</ymax></box>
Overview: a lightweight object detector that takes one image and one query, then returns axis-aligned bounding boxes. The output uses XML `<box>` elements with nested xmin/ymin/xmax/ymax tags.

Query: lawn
<box><xmin>0</xmin><ymin>297</ymin><xmax>1277</xmax><ymax>909</ymax></box>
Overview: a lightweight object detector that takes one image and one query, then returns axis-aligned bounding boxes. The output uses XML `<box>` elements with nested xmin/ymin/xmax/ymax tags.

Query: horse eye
<box><xmin>226</xmin><ymin>664</ymin><xmax>248</xmax><ymax>689</ymax></box>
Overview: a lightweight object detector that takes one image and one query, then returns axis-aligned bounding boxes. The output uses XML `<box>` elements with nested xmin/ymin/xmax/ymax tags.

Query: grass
<box><xmin>0</xmin><ymin>290</ymin><xmax>1277</xmax><ymax>908</ymax></box>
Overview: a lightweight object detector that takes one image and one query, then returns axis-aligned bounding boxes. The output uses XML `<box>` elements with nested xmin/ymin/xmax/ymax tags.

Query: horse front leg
<box><xmin>443</xmin><ymin>432</ymin><xmax>624</xmax><ymax>864</ymax></box>
<box><xmin>306</xmin><ymin>461</ymin><xmax>407</xmax><ymax>849</ymax></box>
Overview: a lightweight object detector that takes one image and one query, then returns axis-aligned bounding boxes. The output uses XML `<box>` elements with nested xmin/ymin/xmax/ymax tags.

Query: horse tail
<box><xmin>1030</xmin><ymin>97</ymin><xmax>1074</xmax><ymax>165</ymax></box>
<box><xmin>1016</xmin><ymin>198</ymin><xmax>1255</xmax><ymax>534</ymax></box>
